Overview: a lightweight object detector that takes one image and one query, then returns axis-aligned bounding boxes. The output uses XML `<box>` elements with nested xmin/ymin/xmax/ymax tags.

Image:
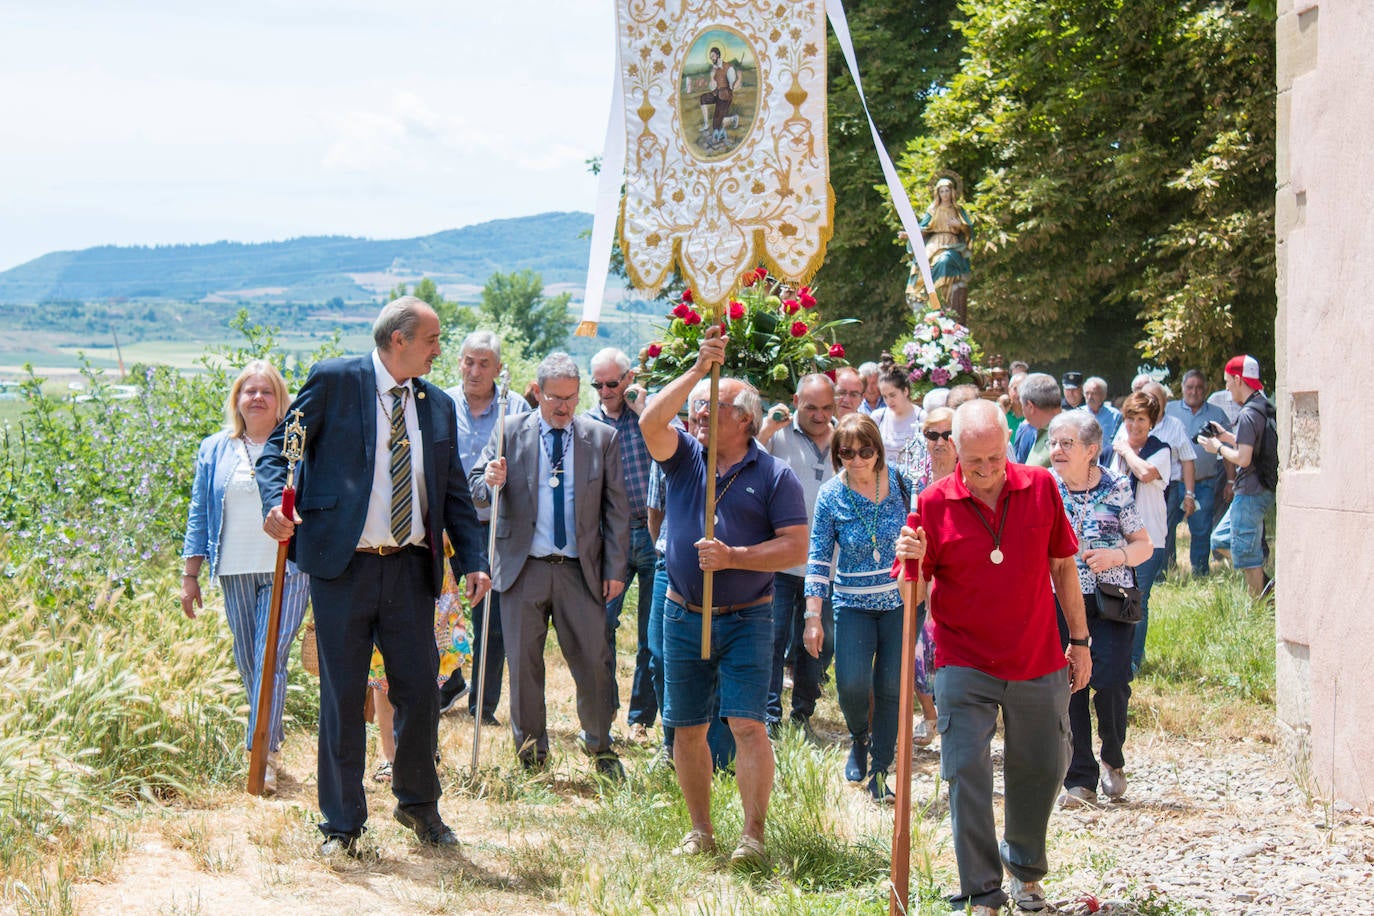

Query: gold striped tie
<box><xmin>388</xmin><ymin>386</ymin><xmax>412</xmax><ymax>545</ymax></box>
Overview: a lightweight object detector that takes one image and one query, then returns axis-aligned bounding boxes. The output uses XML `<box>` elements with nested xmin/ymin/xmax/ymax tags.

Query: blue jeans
<box><xmin>766</xmin><ymin>573</ymin><xmax>832</xmax><ymax>723</ymax></box>
<box><xmin>833</xmin><ymin>602</ymin><xmax>905</xmax><ymax>775</ymax></box>
<box><xmin>1131</xmin><ymin>547</ymin><xmax>1167</xmax><ymax>672</ymax></box>
<box><xmin>663</xmin><ymin>597</ymin><xmax>772</xmax><ymax>725</ymax></box>
<box><xmin>606</xmin><ymin>523</ymin><xmax>658</xmax><ymax>724</ymax></box>
<box><xmin>1185</xmin><ymin>474</ymin><xmax>1221</xmax><ymax>576</ymax></box>
<box><xmin>1211</xmin><ymin>489</ymin><xmax>1273</xmax><ymax>570</ymax></box>
<box><xmin>648</xmin><ymin>561</ymin><xmax>734</xmax><ymax>767</ymax></box>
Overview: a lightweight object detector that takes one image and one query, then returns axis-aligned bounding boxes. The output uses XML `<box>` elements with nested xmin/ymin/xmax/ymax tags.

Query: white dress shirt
<box><xmin>359</xmin><ymin>349</ymin><xmax>427</xmax><ymax>549</ymax></box>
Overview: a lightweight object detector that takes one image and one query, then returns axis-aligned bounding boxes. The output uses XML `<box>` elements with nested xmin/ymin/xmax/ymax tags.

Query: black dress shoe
<box><xmin>392</xmin><ymin>806</ymin><xmax>460</xmax><ymax>848</ymax></box>
<box><xmin>519</xmin><ymin>752</ymin><xmax>548</xmax><ymax>772</ymax></box>
<box><xmin>594</xmin><ymin>752</ymin><xmax>626</xmax><ymax>782</ymax></box>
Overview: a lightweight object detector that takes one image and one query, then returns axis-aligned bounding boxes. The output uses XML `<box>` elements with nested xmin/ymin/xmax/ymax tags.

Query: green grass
<box><xmin>1138</xmin><ymin>571</ymin><xmax>1275</xmax><ymax>704</ymax></box>
<box><xmin>0</xmin><ymin>537</ymin><xmax>1277</xmax><ymax>914</ymax></box>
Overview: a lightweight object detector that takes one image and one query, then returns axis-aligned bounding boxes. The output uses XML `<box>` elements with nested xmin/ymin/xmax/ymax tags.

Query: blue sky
<box><xmin>0</xmin><ymin>0</ymin><xmax>616</xmax><ymax>271</ymax></box>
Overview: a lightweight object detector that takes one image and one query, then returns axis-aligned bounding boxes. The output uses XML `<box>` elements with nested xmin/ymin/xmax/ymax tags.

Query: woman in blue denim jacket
<box><xmin>802</xmin><ymin>413</ymin><xmax>918</xmax><ymax>803</ymax></box>
<box><xmin>180</xmin><ymin>360</ymin><xmax>309</xmax><ymax>795</ymax></box>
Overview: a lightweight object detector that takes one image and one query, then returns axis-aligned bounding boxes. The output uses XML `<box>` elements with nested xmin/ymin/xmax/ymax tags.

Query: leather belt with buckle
<box><xmin>530</xmin><ymin>554</ymin><xmax>573</xmax><ymax>564</ymax></box>
<box><xmin>356</xmin><ymin>544</ymin><xmax>419</xmax><ymax>556</ymax></box>
<box><xmin>665</xmin><ymin>589</ymin><xmax>772</xmax><ymax>616</ymax></box>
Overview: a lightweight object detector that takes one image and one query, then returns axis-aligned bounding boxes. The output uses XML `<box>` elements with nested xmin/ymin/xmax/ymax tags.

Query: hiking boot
<box><xmin>1009</xmin><ymin>875</ymin><xmax>1047</xmax><ymax>911</ymax></box>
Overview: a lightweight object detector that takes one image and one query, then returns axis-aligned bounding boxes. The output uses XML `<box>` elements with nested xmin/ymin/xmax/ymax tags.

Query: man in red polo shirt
<box><xmin>898</xmin><ymin>399</ymin><xmax>1091</xmax><ymax>915</ymax></box>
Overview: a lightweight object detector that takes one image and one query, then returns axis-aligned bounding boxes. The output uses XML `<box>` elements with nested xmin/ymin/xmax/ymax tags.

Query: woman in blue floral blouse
<box><xmin>802</xmin><ymin>413</ymin><xmax>918</xmax><ymax>802</ymax></box>
<box><xmin>1047</xmin><ymin>411</ymin><xmax>1154</xmax><ymax>808</ymax></box>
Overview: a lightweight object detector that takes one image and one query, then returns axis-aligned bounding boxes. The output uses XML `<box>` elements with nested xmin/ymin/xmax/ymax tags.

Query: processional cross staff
<box><xmin>247</xmin><ymin>408</ymin><xmax>305</xmax><ymax>796</ymax></box>
<box><xmin>469</xmin><ymin>368</ymin><xmax>511</xmax><ymax>771</ymax></box>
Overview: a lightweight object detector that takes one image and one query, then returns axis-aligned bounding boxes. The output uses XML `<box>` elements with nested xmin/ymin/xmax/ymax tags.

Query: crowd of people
<box><xmin>179</xmin><ymin>295</ymin><xmax>1278</xmax><ymax>912</ymax></box>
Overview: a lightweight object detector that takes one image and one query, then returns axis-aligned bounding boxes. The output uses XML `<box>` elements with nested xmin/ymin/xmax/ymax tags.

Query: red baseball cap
<box><xmin>1225</xmin><ymin>355</ymin><xmax>1263</xmax><ymax>391</ymax></box>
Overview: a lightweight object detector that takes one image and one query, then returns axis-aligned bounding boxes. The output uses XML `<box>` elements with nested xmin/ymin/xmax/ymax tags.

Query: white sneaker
<box><xmin>1057</xmin><ymin>785</ymin><xmax>1097</xmax><ymax>808</ymax></box>
<box><xmin>1101</xmin><ymin>763</ymin><xmax>1127</xmax><ymax>798</ymax></box>
<box><xmin>1009</xmin><ymin>875</ymin><xmax>1047</xmax><ymax>911</ymax></box>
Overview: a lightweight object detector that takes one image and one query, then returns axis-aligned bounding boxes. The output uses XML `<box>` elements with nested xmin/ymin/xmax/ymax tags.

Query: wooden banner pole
<box><xmin>699</xmin><ymin>363</ymin><xmax>721</xmax><ymax>659</ymax></box>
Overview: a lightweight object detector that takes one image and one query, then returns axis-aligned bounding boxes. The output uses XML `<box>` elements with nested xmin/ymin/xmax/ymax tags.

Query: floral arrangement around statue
<box><xmin>636</xmin><ymin>267</ymin><xmax>857</xmax><ymax>402</ymax></box>
<box><xmin>889</xmin><ymin>310</ymin><xmax>984</xmax><ymax>397</ymax></box>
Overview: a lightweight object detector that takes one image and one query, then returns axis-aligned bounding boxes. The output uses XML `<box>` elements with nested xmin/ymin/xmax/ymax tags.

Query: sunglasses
<box><xmin>591</xmin><ymin>371</ymin><xmax>629</xmax><ymax>391</ymax></box>
<box><xmin>837</xmin><ymin>446</ymin><xmax>878</xmax><ymax>461</ymax></box>
<box><xmin>923</xmin><ymin>429</ymin><xmax>953</xmax><ymax>442</ymax></box>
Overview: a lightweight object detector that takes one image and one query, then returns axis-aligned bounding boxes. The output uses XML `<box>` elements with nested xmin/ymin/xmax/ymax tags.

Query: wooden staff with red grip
<box><xmin>247</xmin><ymin>409</ymin><xmax>305</xmax><ymax>797</ymax></box>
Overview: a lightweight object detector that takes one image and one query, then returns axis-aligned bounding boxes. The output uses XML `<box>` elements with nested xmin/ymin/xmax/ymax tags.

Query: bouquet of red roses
<box><xmin>636</xmin><ymin>268</ymin><xmax>857</xmax><ymax>402</ymax></box>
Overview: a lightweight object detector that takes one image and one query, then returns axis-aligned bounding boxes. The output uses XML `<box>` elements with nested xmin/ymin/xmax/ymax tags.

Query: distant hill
<box><xmin>0</xmin><ymin>212</ymin><xmax>593</xmax><ymax>304</ymax></box>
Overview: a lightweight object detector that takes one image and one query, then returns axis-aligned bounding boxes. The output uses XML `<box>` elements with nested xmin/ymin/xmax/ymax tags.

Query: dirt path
<box><xmin>70</xmin><ymin>707</ymin><xmax>1374</xmax><ymax>916</ymax></box>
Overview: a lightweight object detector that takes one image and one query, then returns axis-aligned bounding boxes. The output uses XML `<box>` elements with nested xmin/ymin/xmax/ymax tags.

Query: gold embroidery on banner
<box><xmin>616</xmin><ymin>0</ymin><xmax>832</xmax><ymax>306</ymax></box>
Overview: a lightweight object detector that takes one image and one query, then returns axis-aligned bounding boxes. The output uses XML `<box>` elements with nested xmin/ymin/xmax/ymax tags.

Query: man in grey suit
<box><xmin>468</xmin><ymin>352</ymin><xmax>630</xmax><ymax>778</ymax></box>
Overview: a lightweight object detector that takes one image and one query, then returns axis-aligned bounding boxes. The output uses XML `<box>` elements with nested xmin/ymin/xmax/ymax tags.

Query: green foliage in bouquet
<box><xmin>634</xmin><ymin>268</ymin><xmax>858</xmax><ymax>402</ymax></box>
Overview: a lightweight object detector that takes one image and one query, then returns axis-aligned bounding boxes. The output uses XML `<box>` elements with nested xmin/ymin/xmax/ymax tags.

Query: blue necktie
<box><xmin>551</xmin><ymin>427</ymin><xmax>567</xmax><ymax>550</ymax></box>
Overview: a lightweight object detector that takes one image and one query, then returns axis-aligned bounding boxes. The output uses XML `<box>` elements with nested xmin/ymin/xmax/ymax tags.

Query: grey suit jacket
<box><xmin>468</xmin><ymin>411</ymin><xmax>629</xmax><ymax>597</ymax></box>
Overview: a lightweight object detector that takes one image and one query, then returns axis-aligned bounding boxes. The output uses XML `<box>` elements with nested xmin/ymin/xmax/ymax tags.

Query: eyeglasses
<box><xmin>541</xmin><ymin>392</ymin><xmax>579</xmax><ymax>406</ymax></box>
<box><xmin>836</xmin><ymin>388</ymin><xmax>864</xmax><ymax>399</ymax></box>
<box><xmin>591</xmin><ymin>371</ymin><xmax>628</xmax><ymax>391</ymax></box>
<box><xmin>923</xmin><ymin>429</ymin><xmax>952</xmax><ymax>442</ymax></box>
<box><xmin>837</xmin><ymin>446</ymin><xmax>878</xmax><ymax>461</ymax></box>
<box><xmin>690</xmin><ymin>398</ymin><xmax>743</xmax><ymax>414</ymax></box>
<box><xmin>1047</xmin><ymin>438</ymin><xmax>1077</xmax><ymax>451</ymax></box>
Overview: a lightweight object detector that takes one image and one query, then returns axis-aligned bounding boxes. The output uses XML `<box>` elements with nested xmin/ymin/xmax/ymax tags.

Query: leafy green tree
<box><xmin>820</xmin><ymin>0</ymin><xmax>963</xmax><ymax>357</ymax></box>
<box><xmin>900</xmin><ymin>0</ymin><xmax>1275</xmax><ymax>379</ymax></box>
<box><xmin>479</xmin><ymin>269</ymin><xmax>571</xmax><ymax>357</ymax></box>
<box><xmin>387</xmin><ymin>277</ymin><xmax>474</xmax><ymax>332</ymax></box>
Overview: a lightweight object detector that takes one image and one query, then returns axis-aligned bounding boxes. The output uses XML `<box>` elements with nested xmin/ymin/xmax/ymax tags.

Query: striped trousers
<box><xmin>219</xmin><ymin>568</ymin><xmax>311</xmax><ymax>752</ymax></box>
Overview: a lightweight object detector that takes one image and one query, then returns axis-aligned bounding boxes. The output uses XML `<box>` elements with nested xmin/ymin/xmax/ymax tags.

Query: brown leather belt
<box><xmin>356</xmin><ymin>544</ymin><xmax>424</xmax><ymax>556</ymax></box>
<box><xmin>530</xmin><ymin>554</ymin><xmax>575</xmax><ymax>564</ymax></box>
<box><xmin>666</xmin><ymin>589</ymin><xmax>772</xmax><ymax>616</ymax></box>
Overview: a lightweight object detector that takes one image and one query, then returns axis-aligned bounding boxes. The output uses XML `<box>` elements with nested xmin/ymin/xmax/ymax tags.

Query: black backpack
<box><xmin>1242</xmin><ymin>395</ymin><xmax>1279</xmax><ymax>492</ymax></box>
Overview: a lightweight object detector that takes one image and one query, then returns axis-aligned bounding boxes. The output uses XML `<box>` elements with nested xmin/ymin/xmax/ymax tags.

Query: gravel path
<box><xmin>1039</xmin><ymin>736</ymin><xmax>1374</xmax><ymax>915</ymax></box>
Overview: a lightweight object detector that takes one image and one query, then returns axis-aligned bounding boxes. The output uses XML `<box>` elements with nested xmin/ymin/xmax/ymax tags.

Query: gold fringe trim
<box><xmin>574</xmin><ymin>320</ymin><xmax>599</xmax><ymax>338</ymax></box>
<box><xmin>617</xmin><ymin>181</ymin><xmax>838</xmax><ymax>307</ymax></box>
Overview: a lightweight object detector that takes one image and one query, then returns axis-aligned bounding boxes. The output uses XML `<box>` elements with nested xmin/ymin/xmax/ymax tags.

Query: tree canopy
<box><xmin>899</xmin><ymin>0</ymin><xmax>1275</xmax><ymax>381</ymax></box>
<box><xmin>820</xmin><ymin>0</ymin><xmax>963</xmax><ymax>356</ymax></box>
<box><xmin>479</xmin><ymin>269</ymin><xmax>571</xmax><ymax>356</ymax></box>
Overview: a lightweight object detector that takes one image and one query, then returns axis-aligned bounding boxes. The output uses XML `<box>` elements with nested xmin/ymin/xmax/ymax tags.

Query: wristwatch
<box><xmin>1068</xmin><ymin>635</ymin><xmax>1091</xmax><ymax>648</ymax></box>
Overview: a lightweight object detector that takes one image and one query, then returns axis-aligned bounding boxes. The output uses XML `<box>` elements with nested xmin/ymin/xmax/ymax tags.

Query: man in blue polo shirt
<box><xmin>639</xmin><ymin>326</ymin><xmax>808</xmax><ymax>870</ymax></box>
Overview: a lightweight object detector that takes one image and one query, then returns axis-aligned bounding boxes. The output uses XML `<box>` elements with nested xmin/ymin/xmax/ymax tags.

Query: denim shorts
<box><xmin>662</xmin><ymin>597</ymin><xmax>772</xmax><ymax>727</ymax></box>
<box><xmin>1212</xmin><ymin>489</ymin><xmax>1273</xmax><ymax>569</ymax></box>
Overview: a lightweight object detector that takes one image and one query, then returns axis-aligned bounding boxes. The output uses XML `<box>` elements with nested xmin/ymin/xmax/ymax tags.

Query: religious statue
<box><xmin>904</xmin><ymin>172</ymin><xmax>973</xmax><ymax>325</ymax></box>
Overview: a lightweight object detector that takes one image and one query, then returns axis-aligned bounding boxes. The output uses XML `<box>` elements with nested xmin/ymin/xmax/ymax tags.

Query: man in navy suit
<box><xmin>259</xmin><ymin>296</ymin><xmax>490</xmax><ymax>856</ymax></box>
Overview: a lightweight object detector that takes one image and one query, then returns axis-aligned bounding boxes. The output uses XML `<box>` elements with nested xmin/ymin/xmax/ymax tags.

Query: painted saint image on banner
<box><xmin>679</xmin><ymin>28</ymin><xmax>757</xmax><ymax>161</ymax></box>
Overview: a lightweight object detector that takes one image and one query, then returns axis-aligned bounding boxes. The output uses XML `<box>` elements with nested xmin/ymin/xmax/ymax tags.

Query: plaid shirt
<box><xmin>585</xmin><ymin>402</ymin><xmax>651</xmax><ymax>522</ymax></box>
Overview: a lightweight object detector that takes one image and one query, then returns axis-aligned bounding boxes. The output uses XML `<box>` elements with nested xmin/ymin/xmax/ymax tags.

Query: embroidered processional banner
<box><xmin>616</xmin><ymin>0</ymin><xmax>832</xmax><ymax>307</ymax></box>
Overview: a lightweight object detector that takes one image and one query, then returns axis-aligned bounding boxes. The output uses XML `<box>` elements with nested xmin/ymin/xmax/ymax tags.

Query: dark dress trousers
<box><xmin>468</xmin><ymin>412</ymin><xmax>629</xmax><ymax>759</ymax></box>
<box><xmin>257</xmin><ymin>355</ymin><xmax>487</xmax><ymax>838</ymax></box>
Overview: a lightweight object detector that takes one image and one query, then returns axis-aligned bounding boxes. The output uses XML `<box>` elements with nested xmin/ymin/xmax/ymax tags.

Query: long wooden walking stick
<box><xmin>699</xmin><ymin>361</ymin><xmax>721</xmax><ymax>659</ymax></box>
<box><xmin>471</xmin><ymin>369</ymin><xmax>510</xmax><ymax>771</ymax></box>
<box><xmin>247</xmin><ymin>409</ymin><xmax>306</xmax><ymax>796</ymax></box>
<box><xmin>890</xmin><ymin>510</ymin><xmax>923</xmax><ymax>914</ymax></box>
